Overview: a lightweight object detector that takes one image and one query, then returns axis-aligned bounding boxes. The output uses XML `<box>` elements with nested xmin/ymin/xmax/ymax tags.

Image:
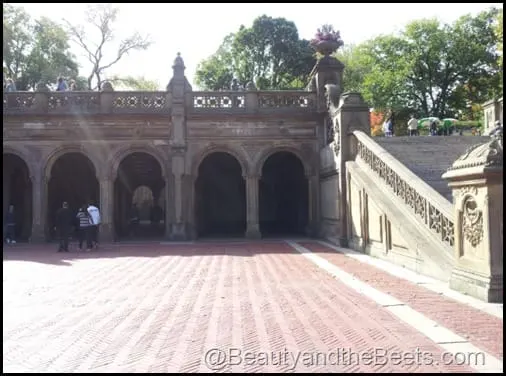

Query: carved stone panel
<box><xmin>462</xmin><ymin>196</ymin><xmax>484</xmax><ymax>248</ymax></box>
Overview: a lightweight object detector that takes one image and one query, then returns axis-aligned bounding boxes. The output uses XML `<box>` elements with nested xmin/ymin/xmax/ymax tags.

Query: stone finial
<box><xmin>101</xmin><ymin>81</ymin><xmax>114</xmax><ymax>92</ymax></box>
<box><xmin>36</xmin><ymin>82</ymin><xmax>50</xmax><ymax>92</ymax></box>
<box><xmin>245</xmin><ymin>81</ymin><xmax>257</xmax><ymax>91</ymax></box>
<box><xmin>447</xmin><ymin>130</ymin><xmax>502</xmax><ymax>171</ymax></box>
<box><xmin>173</xmin><ymin>52</ymin><xmax>185</xmax><ymax>69</ymax></box>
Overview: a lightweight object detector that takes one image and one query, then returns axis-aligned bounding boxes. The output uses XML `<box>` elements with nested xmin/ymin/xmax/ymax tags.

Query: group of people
<box><xmin>54</xmin><ymin>201</ymin><xmax>101</xmax><ymax>252</ymax></box>
<box><xmin>3</xmin><ymin>77</ymin><xmax>77</xmax><ymax>92</ymax></box>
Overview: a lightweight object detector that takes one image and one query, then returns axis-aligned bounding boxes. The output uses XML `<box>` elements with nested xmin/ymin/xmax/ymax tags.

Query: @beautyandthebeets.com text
<box><xmin>204</xmin><ymin>347</ymin><xmax>486</xmax><ymax>370</ymax></box>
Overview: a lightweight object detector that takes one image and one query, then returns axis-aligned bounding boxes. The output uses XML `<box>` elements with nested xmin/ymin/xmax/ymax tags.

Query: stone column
<box><xmin>244</xmin><ymin>174</ymin><xmax>261</xmax><ymax>239</ymax></box>
<box><xmin>99</xmin><ymin>176</ymin><xmax>114</xmax><ymax>242</ymax></box>
<box><xmin>442</xmin><ymin>133</ymin><xmax>503</xmax><ymax>303</ymax></box>
<box><xmin>170</xmin><ymin>153</ymin><xmax>189</xmax><ymax>240</ymax></box>
<box><xmin>30</xmin><ymin>171</ymin><xmax>46</xmax><ymax>243</ymax></box>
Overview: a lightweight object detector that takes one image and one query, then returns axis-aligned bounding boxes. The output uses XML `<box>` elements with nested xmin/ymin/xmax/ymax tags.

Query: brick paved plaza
<box><xmin>3</xmin><ymin>240</ymin><xmax>503</xmax><ymax>373</ymax></box>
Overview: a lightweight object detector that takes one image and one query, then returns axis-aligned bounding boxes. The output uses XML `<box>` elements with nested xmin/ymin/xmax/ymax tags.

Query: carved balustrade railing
<box><xmin>3</xmin><ymin>91</ymin><xmax>169</xmax><ymax>115</ymax></box>
<box><xmin>352</xmin><ymin>130</ymin><xmax>455</xmax><ymax>251</ymax></box>
<box><xmin>110</xmin><ymin>92</ymin><xmax>168</xmax><ymax>113</ymax></box>
<box><xmin>191</xmin><ymin>91</ymin><xmax>245</xmax><ymax>110</ymax></box>
<box><xmin>190</xmin><ymin>90</ymin><xmax>317</xmax><ymax>112</ymax></box>
<box><xmin>4</xmin><ymin>90</ymin><xmax>317</xmax><ymax>115</ymax></box>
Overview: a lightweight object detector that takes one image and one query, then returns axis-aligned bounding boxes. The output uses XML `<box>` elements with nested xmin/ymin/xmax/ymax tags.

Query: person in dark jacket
<box><xmin>55</xmin><ymin>201</ymin><xmax>73</xmax><ymax>252</ymax></box>
<box><xmin>5</xmin><ymin>205</ymin><xmax>16</xmax><ymax>244</ymax></box>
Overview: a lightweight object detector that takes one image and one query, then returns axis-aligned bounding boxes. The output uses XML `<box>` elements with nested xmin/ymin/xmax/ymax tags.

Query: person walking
<box><xmin>87</xmin><ymin>201</ymin><xmax>101</xmax><ymax>249</ymax></box>
<box><xmin>76</xmin><ymin>205</ymin><xmax>93</xmax><ymax>251</ymax></box>
<box><xmin>55</xmin><ymin>202</ymin><xmax>73</xmax><ymax>252</ymax></box>
<box><xmin>407</xmin><ymin>114</ymin><xmax>418</xmax><ymax>136</ymax></box>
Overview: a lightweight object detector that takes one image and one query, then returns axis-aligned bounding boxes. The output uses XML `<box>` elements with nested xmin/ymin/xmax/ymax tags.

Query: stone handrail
<box><xmin>352</xmin><ymin>130</ymin><xmax>455</xmax><ymax>250</ymax></box>
<box><xmin>4</xmin><ymin>90</ymin><xmax>317</xmax><ymax>115</ymax></box>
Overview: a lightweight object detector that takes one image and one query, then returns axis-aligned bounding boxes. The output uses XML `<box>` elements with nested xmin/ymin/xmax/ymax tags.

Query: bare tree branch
<box><xmin>63</xmin><ymin>4</ymin><xmax>152</xmax><ymax>90</ymax></box>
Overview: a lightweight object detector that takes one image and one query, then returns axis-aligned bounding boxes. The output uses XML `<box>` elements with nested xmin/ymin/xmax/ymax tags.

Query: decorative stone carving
<box><xmin>448</xmin><ymin>127</ymin><xmax>503</xmax><ymax>171</ymax></box>
<box><xmin>462</xmin><ymin>196</ymin><xmax>484</xmax><ymax>247</ymax></box>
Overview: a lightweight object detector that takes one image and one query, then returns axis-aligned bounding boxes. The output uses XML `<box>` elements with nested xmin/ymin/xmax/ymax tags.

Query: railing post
<box><xmin>245</xmin><ymin>81</ymin><xmax>258</xmax><ymax>110</ymax></box>
<box><xmin>100</xmin><ymin>81</ymin><xmax>114</xmax><ymax>114</ymax></box>
<box><xmin>442</xmin><ymin>129</ymin><xmax>503</xmax><ymax>302</ymax></box>
<box><xmin>334</xmin><ymin>92</ymin><xmax>370</xmax><ymax>247</ymax></box>
<box><xmin>34</xmin><ymin>83</ymin><xmax>50</xmax><ymax>113</ymax></box>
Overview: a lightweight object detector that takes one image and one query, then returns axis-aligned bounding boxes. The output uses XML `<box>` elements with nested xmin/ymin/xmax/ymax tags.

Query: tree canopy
<box><xmin>3</xmin><ymin>4</ymin><xmax>79</xmax><ymax>90</ymax></box>
<box><xmin>337</xmin><ymin>7</ymin><xmax>502</xmax><ymax>120</ymax></box>
<box><xmin>195</xmin><ymin>15</ymin><xmax>316</xmax><ymax>90</ymax></box>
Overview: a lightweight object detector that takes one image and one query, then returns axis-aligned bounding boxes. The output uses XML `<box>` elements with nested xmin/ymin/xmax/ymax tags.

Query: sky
<box><xmin>12</xmin><ymin>3</ymin><xmax>503</xmax><ymax>90</ymax></box>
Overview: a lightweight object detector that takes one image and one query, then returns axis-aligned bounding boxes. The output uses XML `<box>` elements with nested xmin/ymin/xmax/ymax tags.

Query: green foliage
<box><xmin>195</xmin><ymin>15</ymin><xmax>316</xmax><ymax>90</ymax></box>
<box><xmin>344</xmin><ymin>8</ymin><xmax>502</xmax><ymax>119</ymax></box>
<box><xmin>3</xmin><ymin>4</ymin><xmax>78</xmax><ymax>90</ymax></box>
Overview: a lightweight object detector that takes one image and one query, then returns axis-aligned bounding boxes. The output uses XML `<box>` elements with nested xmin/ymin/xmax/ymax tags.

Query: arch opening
<box><xmin>259</xmin><ymin>151</ymin><xmax>308</xmax><ymax>237</ymax></box>
<box><xmin>114</xmin><ymin>152</ymin><xmax>165</xmax><ymax>240</ymax></box>
<box><xmin>195</xmin><ymin>152</ymin><xmax>246</xmax><ymax>238</ymax></box>
<box><xmin>3</xmin><ymin>154</ymin><xmax>33</xmax><ymax>242</ymax></box>
<box><xmin>47</xmin><ymin>152</ymin><xmax>99</xmax><ymax>240</ymax></box>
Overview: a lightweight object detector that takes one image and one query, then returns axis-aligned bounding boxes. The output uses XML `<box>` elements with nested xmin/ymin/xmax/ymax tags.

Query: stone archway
<box><xmin>47</xmin><ymin>152</ymin><xmax>99</xmax><ymax>240</ymax></box>
<box><xmin>259</xmin><ymin>151</ymin><xmax>309</xmax><ymax>236</ymax></box>
<box><xmin>3</xmin><ymin>153</ymin><xmax>33</xmax><ymax>242</ymax></box>
<box><xmin>114</xmin><ymin>152</ymin><xmax>165</xmax><ymax>240</ymax></box>
<box><xmin>194</xmin><ymin>152</ymin><xmax>246</xmax><ymax>238</ymax></box>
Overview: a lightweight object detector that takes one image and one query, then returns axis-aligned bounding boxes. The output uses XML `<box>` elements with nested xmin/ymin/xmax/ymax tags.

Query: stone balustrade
<box><xmin>352</xmin><ymin>130</ymin><xmax>455</xmax><ymax>252</ymax></box>
<box><xmin>3</xmin><ymin>90</ymin><xmax>317</xmax><ymax>115</ymax></box>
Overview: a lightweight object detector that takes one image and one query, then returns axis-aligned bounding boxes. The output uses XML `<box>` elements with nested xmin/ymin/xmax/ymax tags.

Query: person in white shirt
<box><xmin>407</xmin><ymin>114</ymin><xmax>419</xmax><ymax>136</ymax></box>
<box><xmin>87</xmin><ymin>201</ymin><xmax>101</xmax><ymax>249</ymax></box>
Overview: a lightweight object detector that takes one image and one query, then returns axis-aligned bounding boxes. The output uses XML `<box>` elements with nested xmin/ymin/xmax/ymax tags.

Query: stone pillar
<box><xmin>334</xmin><ymin>92</ymin><xmax>371</xmax><ymax>247</ymax></box>
<box><xmin>170</xmin><ymin>152</ymin><xmax>190</xmax><ymax>240</ymax></box>
<box><xmin>244</xmin><ymin>174</ymin><xmax>261</xmax><ymax>239</ymax></box>
<box><xmin>442</xmin><ymin>131</ymin><xmax>503</xmax><ymax>302</ymax></box>
<box><xmin>306</xmin><ymin>173</ymin><xmax>320</xmax><ymax>237</ymax></box>
<box><xmin>30</xmin><ymin>171</ymin><xmax>46</xmax><ymax>243</ymax></box>
<box><xmin>100</xmin><ymin>82</ymin><xmax>114</xmax><ymax>114</ymax></box>
<box><xmin>99</xmin><ymin>176</ymin><xmax>114</xmax><ymax>242</ymax></box>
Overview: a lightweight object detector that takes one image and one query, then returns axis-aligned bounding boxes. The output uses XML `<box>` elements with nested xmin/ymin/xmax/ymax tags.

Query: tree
<box><xmin>195</xmin><ymin>15</ymin><xmax>316</xmax><ymax>90</ymax></box>
<box><xmin>334</xmin><ymin>44</ymin><xmax>372</xmax><ymax>93</ymax></box>
<box><xmin>109</xmin><ymin>75</ymin><xmax>160</xmax><ymax>90</ymax></box>
<box><xmin>64</xmin><ymin>4</ymin><xmax>152</xmax><ymax>90</ymax></box>
<box><xmin>354</xmin><ymin>8</ymin><xmax>501</xmax><ymax>119</ymax></box>
<box><xmin>3</xmin><ymin>4</ymin><xmax>78</xmax><ymax>90</ymax></box>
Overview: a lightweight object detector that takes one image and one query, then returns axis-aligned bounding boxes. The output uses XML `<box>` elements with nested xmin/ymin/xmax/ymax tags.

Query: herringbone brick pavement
<box><xmin>3</xmin><ymin>242</ymin><xmax>478</xmax><ymax>373</ymax></box>
<box><xmin>299</xmin><ymin>241</ymin><xmax>503</xmax><ymax>360</ymax></box>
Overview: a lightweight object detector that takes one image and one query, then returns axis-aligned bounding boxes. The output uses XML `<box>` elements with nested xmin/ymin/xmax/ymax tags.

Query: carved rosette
<box><xmin>462</xmin><ymin>196</ymin><xmax>484</xmax><ymax>247</ymax></box>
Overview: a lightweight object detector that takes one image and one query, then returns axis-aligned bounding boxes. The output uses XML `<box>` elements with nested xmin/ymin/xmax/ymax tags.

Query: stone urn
<box><xmin>311</xmin><ymin>39</ymin><xmax>342</xmax><ymax>56</ymax></box>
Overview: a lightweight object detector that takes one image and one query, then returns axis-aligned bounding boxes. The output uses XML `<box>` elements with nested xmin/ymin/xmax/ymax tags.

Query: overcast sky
<box><xmin>13</xmin><ymin>3</ymin><xmax>503</xmax><ymax>89</ymax></box>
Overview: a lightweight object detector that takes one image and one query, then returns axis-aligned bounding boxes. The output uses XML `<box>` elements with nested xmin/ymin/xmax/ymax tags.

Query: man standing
<box><xmin>407</xmin><ymin>114</ymin><xmax>418</xmax><ymax>136</ymax></box>
<box><xmin>87</xmin><ymin>201</ymin><xmax>101</xmax><ymax>249</ymax></box>
<box><xmin>5</xmin><ymin>205</ymin><xmax>16</xmax><ymax>244</ymax></box>
<box><xmin>55</xmin><ymin>202</ymin><xmax>73</xmax><ymax>252</ymax></box>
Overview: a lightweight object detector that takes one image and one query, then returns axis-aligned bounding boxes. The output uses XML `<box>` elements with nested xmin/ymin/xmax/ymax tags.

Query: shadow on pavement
<box><xmin>2</xmin><ymin>237</ymin><xmax>336</xmax><ymax>266</ymax></box>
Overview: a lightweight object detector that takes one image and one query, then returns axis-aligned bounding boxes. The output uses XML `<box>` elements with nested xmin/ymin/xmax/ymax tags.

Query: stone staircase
<box><xmin>374</xmin><ymin>136</ymin><xmax>491</xmax><ymax>202</ymax></box>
